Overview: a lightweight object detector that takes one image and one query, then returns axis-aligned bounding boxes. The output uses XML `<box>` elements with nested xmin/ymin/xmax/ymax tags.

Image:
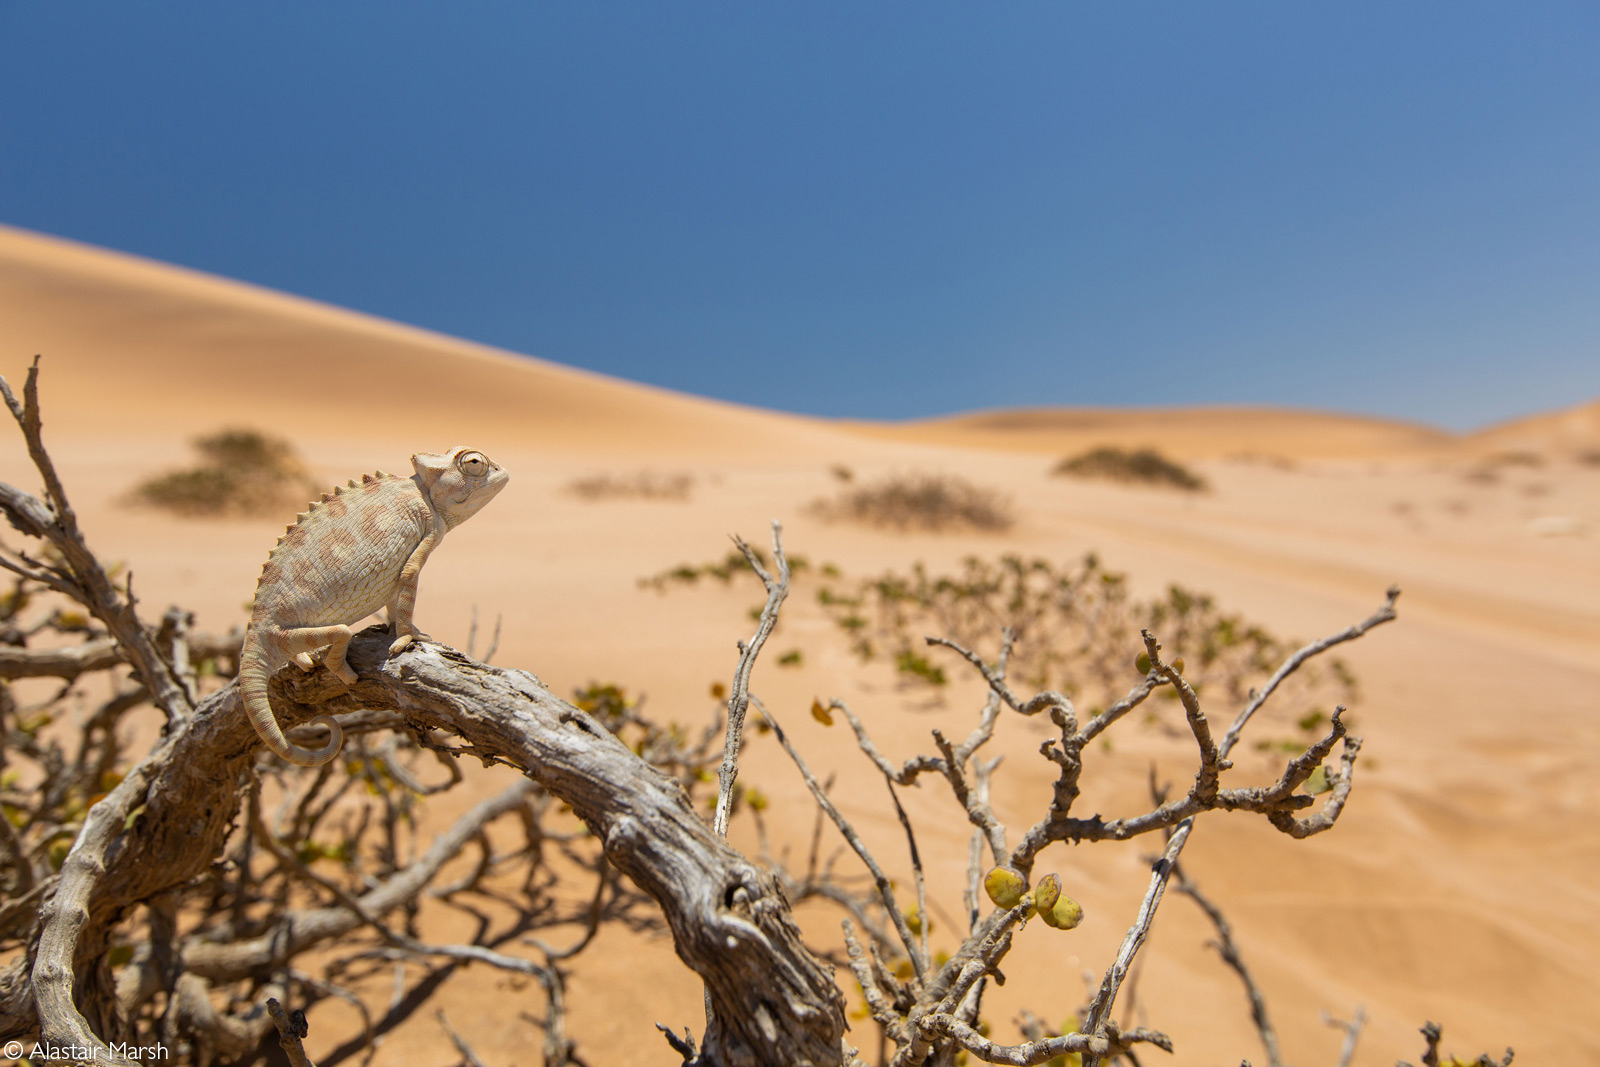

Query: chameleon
<box><xmin>239</xmin><ymin>447</ymin><xmax>509</xmax><ymax>766</ymax></box>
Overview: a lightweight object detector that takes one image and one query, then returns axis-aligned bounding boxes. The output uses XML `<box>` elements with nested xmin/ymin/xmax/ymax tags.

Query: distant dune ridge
<box><xmin>4</xmin><ymin>223</ymin><xmax>1594</xmax><ymax>459</ymax></box>
<box><xmin>2</xmin><ymin>223</ymin><xmax>1599</xmax><ymax>1065</ymax></box>
<box><xmin>1465</xmin><ymin>397</ymin><xmax>1600</xmax><ymax>456</ymax></box>
<box><xmin>848</xmin><ymin>405</ymin><xmax>1460</xmax><ymax>460</ymax></box>
<box><xmin>0</xmin><ymin>224</ymin><xmax>837</xmax><ymax>460</ymax></box>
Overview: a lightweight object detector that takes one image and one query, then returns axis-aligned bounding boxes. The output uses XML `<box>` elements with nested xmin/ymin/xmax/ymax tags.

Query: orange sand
<box><xmin>3</xmin><ymin>224</ymin><xmax>1597</xmax><ymax>1065</ymax></box>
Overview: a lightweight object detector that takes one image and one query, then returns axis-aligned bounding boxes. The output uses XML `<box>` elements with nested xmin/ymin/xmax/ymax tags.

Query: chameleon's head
<box><xmin>412</xmin><ymin>447</ymin><xmax>510</xmax><ymax>529</ymax></box>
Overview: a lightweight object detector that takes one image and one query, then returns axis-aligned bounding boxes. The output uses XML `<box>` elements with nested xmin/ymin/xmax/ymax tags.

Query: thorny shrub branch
<box><xmin>746</xmin><ymin>563</ymin><xmax>1405</xmax><ymax>1066</ymax></box>
<box><xmin>1</xmin><ymin>364</ymin><xmax>843</xmax><ymax>1067</ymax></box>
<box><xmin>2</xmin><ymin>359</ymin><xmax>1510</xmax><ymax>1067</ymax></box>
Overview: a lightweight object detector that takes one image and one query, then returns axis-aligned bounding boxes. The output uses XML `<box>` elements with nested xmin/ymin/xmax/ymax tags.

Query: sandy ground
<box><xmin>3</xmin><ymin>224</ymin><xmax>1598</xmax><ymax>1065</ymax></box>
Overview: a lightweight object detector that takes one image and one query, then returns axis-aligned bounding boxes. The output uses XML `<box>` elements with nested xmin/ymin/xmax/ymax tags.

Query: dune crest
<box><xmin>845</xmin><ymin>405</ymin><xmax>1459</xmax><ymax>460</ymax></box>
<box><xmin>1466</xmin><ymin>397</ymin><xmax>1600</xmax><ymax>456</ymax></box>
<box><xmin>0</xmin><ymin>224</ymin><xmax>844</xmax><ymax>460</ymax></box>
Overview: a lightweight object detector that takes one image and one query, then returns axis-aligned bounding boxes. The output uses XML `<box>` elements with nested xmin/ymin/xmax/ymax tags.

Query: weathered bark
<box><xmin>17</xmin><ymin>627</ymin><xmax>846</xmax><ymax>1066</ymax></box>
<box><xmin>294</xmin><ymin>632</ymin><xmax>848</xmax><ymax>1066</ymax></box>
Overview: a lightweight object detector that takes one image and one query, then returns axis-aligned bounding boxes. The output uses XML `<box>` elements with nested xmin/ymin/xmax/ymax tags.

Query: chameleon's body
<box><xmin>240</xmin><ymin>447</ymin><xmax>509</xmax><ymax>766</ymax></box>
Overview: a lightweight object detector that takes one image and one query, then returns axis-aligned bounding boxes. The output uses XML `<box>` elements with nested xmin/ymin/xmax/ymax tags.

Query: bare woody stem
<box><xmin>1218</xmin><ymin>587</ymin><xmax>1399</xmax><ymax>760</ymax></box>
<box><xmin>756</xmin><ymin>698</ymin><xmax>928</xmax><ymax>983</ymax></box>
<box><xmin>1173</xmin><ymin>865</ymin><xmax>1282</xmax><ymax>1067</ymax></box>
<box><xmin>24</xmin><ymin>631</ymin><xmax>846</xmax><ymax>1067</ymax></box>
<box><xmin>0</xmin><ymin>358</ymin><xmax>193</xmax><ymax>724</ymax></box>
<box><xmin>1080</xmin><ymin>816</ymin><xmax>1194</xmax><ymax>1066</ymax></box>
<box><xmin>267</xmin><ymin>998</ymin><xmax>317</xmax><ymax>1067</ymax></box>
<box><xmin>713</xmin><ymin>520</ymin><xmax>789</xmax><ymax>838</ymax></box>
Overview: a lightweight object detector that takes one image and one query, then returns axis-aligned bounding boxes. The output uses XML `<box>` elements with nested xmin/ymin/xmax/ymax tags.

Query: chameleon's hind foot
<box><xmin>388</xmin><ymin>632</ymin><xmax>430</xmax><ymax>655</ymax></box>
<box><xmin>292</xmin><ymin>653</ymin><xmax>316</xmax><ymax>671</ymax></box>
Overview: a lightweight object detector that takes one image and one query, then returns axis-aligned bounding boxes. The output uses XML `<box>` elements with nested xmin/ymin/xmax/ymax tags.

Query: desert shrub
<box><xmin>812</xmin><ymin>472</ymin><xmax>1014</xmax><ymax>533</ymax></box>
<box><xmin>565</xmin><ymin>471</ymin><xmax>693</xmax><ymax>501</ymax></box>
<box><xmin>814</xmin><ymin>553</ymin><xmax>1353</xmax><ymax>716</ymax></box>
<box><xmin>131</xmin><ymin>427</ymin><xmax>317</xmax><ymax>516</ymax></box>
<box><xmin>1052</xmin><ymin>446</ymin><xmax>1207</xmax><ymax>491</ymax></box>
<box><xmin>1486</xmin><ymin>450</ymin><xmax>1544</xmax><ymax>468</ymax></box>
<box><xmin>4</xmin><ymin>358</ymin><xmax>1507</xmax><ymax>1067</ymax></box>
<box><xmin>1575</xmin><ymin>449</ymin><xmax>1600</xmax><ymax>467</ymax></box>
<box><xmin>647</xmin><ymin>547</ymin><xmax>1353</xmax><ymax>729</ymax></box>
<box><xmin>638</xmin><ymin>547</ymin><xmax>812</xmax><ymax>592</ymax></box>
<box><xmin>1464</xmin><ymin>449</ymin><xmax>1551</xmax><ymax>483</ymax></box>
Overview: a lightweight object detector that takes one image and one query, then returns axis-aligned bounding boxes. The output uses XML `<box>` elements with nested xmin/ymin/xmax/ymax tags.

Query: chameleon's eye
<box><xmin>459</xmin><ymin>452</ymin><xmax>489</xmax><ymax>476</ymax></box>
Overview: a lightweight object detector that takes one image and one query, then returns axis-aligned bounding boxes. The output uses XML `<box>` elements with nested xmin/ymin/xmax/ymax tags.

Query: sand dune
<box><xmin>0</xmin><ymin>224</ymin><xmax>850</xmax><ymax>461</ymax></box>
<box><xmin>2</xmin><ymin>227</ymin><xmax>1596</xmax><ymax>1065</ymax></box>
<box><xmin>1466</xmin><ymin>397</ymin><xmax>1600</xmax><ymax>457</ymax></box>
<box><xmin>844</xmin><ymin>404</ymin><xmax>1459</xmax><ymax>460</ymax></box>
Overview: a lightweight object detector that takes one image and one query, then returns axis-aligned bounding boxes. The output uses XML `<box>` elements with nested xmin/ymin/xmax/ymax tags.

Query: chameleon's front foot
<box><xmin>329</xmin><ymin>660</ymin><xmax>359</xmax><ymax>686</ymax></box>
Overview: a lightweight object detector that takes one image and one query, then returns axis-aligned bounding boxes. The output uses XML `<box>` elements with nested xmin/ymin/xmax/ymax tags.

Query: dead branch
<box><xmin>0</xmin><ymin>359</ymin><xmax>193</xmax><ymax>722</ymax></box>
<box><xmin>0</xmin><ymin>636</ymin><xmax>123</xmax><ymax>680</ymax></box>
<box><xmin>1079</xmin><ymin>817</ymin><xmax>1192</xmax><ymax>1066</ymax></box>
<box><xmin>712</xmin><ymin>521</ymin><xmax>789</xmax><ymax>837</ymax></box>
<box><xmin>1172</xmin><ymin>866</ymin><xmax>1281</xmax><ymax>1067</ymax></box>
<box><xmin>1322</xmin><ymin>1006</ymin><xmax>1365</xmax><ymax>1067</ymax></box>
<box><xmin>1217</xmin><ymin>588</ymin><xmax>1399</xmax><ymax>760</ymax></box>
<box><xmin>16</xmin><ymin>627</ymin><xmax>845</xmax><ymax>1066</ymax></box>
<box><xmin>757</xmin><ymin>697</ymin><xmax>926</xmax><ymax>984</ymax></box>
<box><xmin>268</xmin><ymin>996</ymin><xmax>318</xmax><ymax>1067</ymax></box>
<box><xmin>185</xmin><ymin>779</ymin><xmax>536</xmax><ymax>980</ymax></box>
<box><xmin>437</xmin><ymin>1010</ymin><xmax>491</xmax><ymax>1067</ymax></box>
<box><xmin>916</xmin><ymin>1013</ymin><xmax>1171</xmax><ymax>1066</ymax></box>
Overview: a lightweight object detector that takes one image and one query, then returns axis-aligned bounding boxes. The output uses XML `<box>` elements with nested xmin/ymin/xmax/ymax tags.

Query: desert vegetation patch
<box><xmin>1053</xmin><ymin>446</ymin><xmax>1207</xmax><ymax>491</ymax></box>
<box><xmin>129</xmin><ymin>428</ymin><xmax>318</xmax><ymax>517</ymax></box>
<box><xmin>565</xmin><ymin>470</ymin><xmax>694</xmax><ymax>501</ymax></box>
<box><xmin>811</xmin><ymin>471</ymin><xmax>1014</xmax><ymax>533</ymax></box>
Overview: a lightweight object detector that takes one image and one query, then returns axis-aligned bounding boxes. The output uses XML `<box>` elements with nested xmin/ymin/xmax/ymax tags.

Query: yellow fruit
<box><xmin>1033</xmin><ymin>873</ymin><xmax>1062</xmax><ymax>916</ymax></box>
<box><xmin>1039</xmin><ymin>891</ymin><xmax>1084</xmax><ymax>930</ymax></box>
<box><xmin>984</xmin><ymin>866</ymin><xmax>1028</xmax><ymax>908</ymax></box>
<box><xmin>1135</xmin><ymin>651</ymin><xmax>1152</xmax><ymax>675</ymax></box>
<box><xmin>810</xmin><ymin>699</ymin><xmax>834</xmax><ymax>726</ymax></box>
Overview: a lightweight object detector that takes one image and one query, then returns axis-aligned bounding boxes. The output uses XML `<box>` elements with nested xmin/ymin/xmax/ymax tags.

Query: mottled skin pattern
<box><xmin>240</xmin><ymin>447</ymin><xmax>509</xmax><ymax>765</ymax></box>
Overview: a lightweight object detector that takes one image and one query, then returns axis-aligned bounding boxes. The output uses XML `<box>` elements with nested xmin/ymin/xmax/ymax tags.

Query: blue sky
<box><xmin>2</xmin><ymin>4</ymin><xmax>1597</xmax><ymax>430</ymax></box>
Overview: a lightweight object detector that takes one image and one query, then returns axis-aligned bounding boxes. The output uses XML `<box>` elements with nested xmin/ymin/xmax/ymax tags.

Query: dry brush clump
<box><xmin>0</xmin><ymin>357</ymin><xmax>1512</xmax><ymax>1067</ymax></box>
<box><xmin>1052</xmin><ymin>447</ymin><xmax>1206</xmax><ymax>492</ymax></box>
<box><xmin>129</xmin><ymin>428</ymin><xmax>320</xmax><ymax>517</ymax></box>
<box><xmin>812</xmin><ymin>472</ymin><xmax>1015</xmax><ymax>533</ymax></box>
<box><xmin>564</xmin><ymin>470</ymin><xmax>695</xmax><ymax>501</ymax></box>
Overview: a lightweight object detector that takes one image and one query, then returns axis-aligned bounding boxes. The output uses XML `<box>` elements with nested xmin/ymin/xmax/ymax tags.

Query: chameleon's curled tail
<box><xmin>239</xmin><ymin>643</ymin><xmax>344</xmax><ymax>767</ymax></box>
